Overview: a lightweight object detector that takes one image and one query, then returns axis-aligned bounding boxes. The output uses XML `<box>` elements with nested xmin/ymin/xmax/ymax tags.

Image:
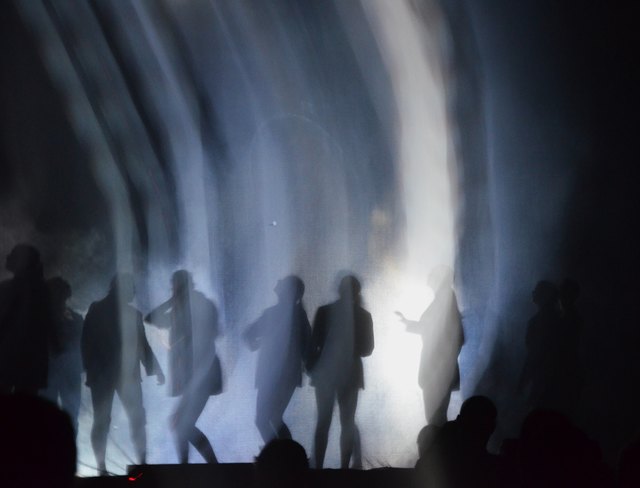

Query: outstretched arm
<box><xmin>138</xmin><ymin>313</ymin><xmax>165</xmax><ymax>385</ymax></box>
<box><xmin>144</xmin><ymin>297</ymin><xmax>173</xmax><ymax>329</ymax></box>
<box><xmin>395</xmin><ymin>311</ymin><xmax>423</xmax><ymax>334</ymax></box>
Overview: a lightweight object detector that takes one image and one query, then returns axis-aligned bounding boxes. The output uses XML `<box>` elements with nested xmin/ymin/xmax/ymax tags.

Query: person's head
<box><xmin>109</xmin><ymin>273</ymin><xmax>135</xmax><ymax>302</ymax></box>
<box><xmin>255</xmin><ymin>439</ymin><xmax>309</xmax><ymax>488</ymax></box>
<box><xmin>338</xmin><ymin>274</ymin><xmax>362</xmax><ymax>303</ymax></box>
<box><xmin>428</xmin><ymin>265</ymin><xmax>454</xmax><ymax>293</ymax></box>
<box><xmin>47</xmin><ymin>277</ymin><xmax>72</xmax><ymax>310</ymax></box>
<box><xmin>0</xmin><ymin>394</ymin><xmax>76</xmax><ymax>487</ymax></box>
<box><xmin>172</xmin><ymin>269</ymin><xmax>194</xmax><ymax>295</ymax></box>
<box><xmin>532</xmin><ymin>280</ymin><xmax>559</xmax><ymax>309</ymax></box>
<box><xmin>457</xmin><ymin>395</ymin><xmax>498</xmax><ymax>449</ymax></box>
<box><xmin>417</xmin><ymin>424</ymin><xmax>441</xmax><ymax>458</ymax></box>
<box><xmin>5</xmin><ymin>244</ymin><xmax>43</xmax><ymax>278</ymax></box>
<box><xmin>275</xmin><ymin>275</ymin><xmax>305</xmax><ymax>304</ymax></box>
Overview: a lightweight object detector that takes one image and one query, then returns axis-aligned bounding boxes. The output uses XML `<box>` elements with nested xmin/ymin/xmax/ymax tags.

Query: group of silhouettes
<box><xmin>0</xmin><ymin>243</ymin><xmax>376</xmax><ymax>475</ymax></box>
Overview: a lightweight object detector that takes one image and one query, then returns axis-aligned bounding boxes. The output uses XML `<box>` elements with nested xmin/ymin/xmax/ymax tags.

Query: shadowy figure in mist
<box><xmin>145</xmin><ymin>270</ymin><xmax>221</xmax><ymax>464</ymax></box>
<box><xmin>243</xmin><ymin>276</ymin><xmax>311</xmax><ymax>443</ymax></box>
<box><xmin>415</xmin><ymin>395</ymin><xmax>498</xmax><ymax>488</ymax></box>
<box><xmin>557</xmin><ymin>278</ymin><xmax>584</xmax><ymax>417</ymax></box>
<box><xmin>0</xmin><ymin>244</ymin><xmax>53</xmax><ymax>395</ymax></box>
<box><xmin>307</xmin><ymin>274</ymin><xmax>374</xmax><ymax>469</ymax></box>
<box><xmin>0</xmin><ymin>394</ymin><xmax>77</xmax><ymax>488</ymax></box>
<box><xmin>42</xmin><ymin>277</ymin><xmax>83</xmax><ymax>436</ymax></box>
<box><xmin>396</xmin><ymin>266</ymin><xmax>464</xmax><ymax>426</ymax></box>
<box><xmin>255</xmin><ymin>439</ymin><xmax>310</xmax><ymax>488</ymax></box>
<box><xmin>82</xmin><ymin>273</ymin><xmax>164</xmax><ymax>474</ymax></box>
<box><xmin>518</xmin><ymin>281</ymin><xmax>567</xmax><ymax>412</ymax></box>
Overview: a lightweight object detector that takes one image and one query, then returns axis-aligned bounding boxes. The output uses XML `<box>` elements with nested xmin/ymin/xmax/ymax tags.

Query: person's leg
<box><xmin>313</xmin><ymin>383</ymin><xmax>335</xmax><ymax>469</ymax></box>
<box><xmin>118</xmin><ymin>381</ymin><xmax>147</xmax><ymax>465</ymax></box>
<box><xmin>90</xmin><ymin>384</ymin><xmax>114</xmax><ymax>474</ymax></box>
<box><xmin>337</xmin><ymin>386</ymin><xmax>359</xmax><ymax>469</ymax></box>
<box><xmin>255</xmin><ymin>386</ymin><xmax>277</xmax><ymax>443</ymax></box>
<box><xmin>58</xmin><ymin>362</ymin><xmax>82</xmax><ymax>436</ymax></box>
<box><xmin>174</xmin><ymin>386</ymin><xmax>217</xmax><ymax>463</ymax></box>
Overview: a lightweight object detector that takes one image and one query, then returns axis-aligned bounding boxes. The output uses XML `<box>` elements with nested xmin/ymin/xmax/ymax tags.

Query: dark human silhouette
<box><xmin>415</xmin><ymin>395</ymin><xmax>499</xmax><ymax>488</ymax></box>
<box><xmin>82</xmin><ymin>273</ymin><xmax>164</xmax><ymax>474</ymax></box>
<box><xmin>502</xmin><ymin>409</ymin><xmax>614</xmax><ymax>488</ymax></box>
<box><xmin>557</xmin><ymin>278</ymin><xmax>584</xmax><ymax>417</ymax></box>
<box><xmin>396</xmin><ymin>266</ymin><xmax>464</xmax><ymax>426</ymax></box>
<box><xmin>0</xmin><ymin>394</ymin><xmax>77</xmax><ymax>488</ymax></box>
<box><xmin>307</xmin><ymin>274</ymin><xmax>374</xmax><ymax>469</ymax></box>
<box><xmin>242</xmin><ymin>276</ymin><xmax>311</xmax><ymax>443</ymax></box>
<box><xmin>255</xmin><ymin>438</ymin><xmax>310</xmax><ymax>488</ymax></box>
<box><xmin>145</xmin><ymin>269</ymin><xmax>221</xmax><ymax>463</ymax></box>
<box><xmin>0</xmin><ymin>244</ymin><xmax>53</xmax><ymax>395</ymax></box>
<box><xmin>42</xmin><ymin>277</ymin><xmax>83</xmax><ymax>436</ymax></box>
<box><xmin>618</xmin><ymin>436</ymin><xmax>640</xmax><ymax>488</ymax></box>
<box><xmin>416</xmin><ymin>424</ymin><xmax>441</xmax><ymax>461</ymax></box>
<box><xmin>518</xmin><ymin>281</ymin><xmax>565</xmax><ymax>411</ymax></box>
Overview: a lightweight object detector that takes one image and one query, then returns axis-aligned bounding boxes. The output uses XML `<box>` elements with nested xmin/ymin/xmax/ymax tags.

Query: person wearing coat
<box><xmin>82</xmin><ymin>273</ymin><xmax>164</xmax><ymax>475</ymax></box>
<box><xmin>307</xmin><ymin>274</ymin><xmax>374</xmax><ymax>469</ymax></box>
<box><xmin>243</xmin><ymin>275</ymin><xmax>311</xmax><ymax>443</ymax></box>
<box><xmin>145</xmin><ymin>270</ymin><xmax>221</xmax><ymax>463</ymax></box>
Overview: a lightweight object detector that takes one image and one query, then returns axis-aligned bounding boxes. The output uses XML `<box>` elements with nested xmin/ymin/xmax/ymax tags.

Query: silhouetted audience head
<box><xmin>255</xmin><ymin>439</ymin><xmax>309</xmax><ymax>488</ymax></box>
<box><xmin>532</xmin><ymin>280</ymin><xmax>559</xmax><ymax>308</ymax></box>
<box><xmin>338</xmin><ymin>274</ymin><xmax>361</xmax><ymax>302</ymax></box>
<box><xmin>275</xmin><ymin>275</ymin><xmax>305</xmax><ymax>304</ymax></box>
<box><xmin>172</xmin><ymin>269</ymin><xmax>194</xmax><ymax>294</ymax></box>
<box><xmin>0</xmin><ymin>394</ymin><xmax>76</xmax><ymax>487</ymax></box>
<box><xmin>619</xmin><ymin>436</ymin><xmax>640</xmax><ymax>488</ymax></box>
<box><xmin>457</xmin><ymin>395</ymin><xmax>497</xmax><ymax>449</ymax></box>
<box><xmin>110</xmin><ymin>272</ymin><xmax>135</xmax><ymax>301</ymax></box>
<box><xmin>5</xmin><ymin>244</ymin><xmax>43</xmax><ymax>278</ymax></box>
<box><xmin>417</xmin><ymin>424</ymin><xmax>441</xmax><ymax>458</ymax></box>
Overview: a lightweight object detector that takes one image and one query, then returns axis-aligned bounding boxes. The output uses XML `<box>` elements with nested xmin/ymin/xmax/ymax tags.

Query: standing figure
<box><xmin>0</xmin><ymin>244</ymin><xmax>52</xmax><ymax>395</ymax></box>
<box><xmin>243</xmin><ymin>276</ymin><xmax>311</xmax><ymax>443</ymax></box>
<box><xmin>43</xmin><ymin>277</ymin><xmax>83</xmax><ymax>435</ymax></box>
<box><xmin>518</xmin><ymin>280</ymin><xmax>563</xmax><ymax>410</ymax></box>
<box><xmin>82</xmin><ymin>274</ymin><xmax>164</xmax><ymax>475</ymax></box>
<box><xmin>145</xmin><ymin>270</ymin><xmax>221</xmax><ymax>463</ymax></box>
<box><xmin>307</xmin><ymin>274</ymin><xmax>374</xmax><ymax>469</ymax></box>
<box><xmin>396</xmin><ymin>266</ymin><xmax>464</xmax><ymax>426</ymax></box>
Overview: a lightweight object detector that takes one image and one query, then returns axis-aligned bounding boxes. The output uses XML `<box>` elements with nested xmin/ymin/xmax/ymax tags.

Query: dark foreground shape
<box><xmin>74</xmin><ymin>464</ymin><xmax>414</xmax><ymax>488</ymax></box>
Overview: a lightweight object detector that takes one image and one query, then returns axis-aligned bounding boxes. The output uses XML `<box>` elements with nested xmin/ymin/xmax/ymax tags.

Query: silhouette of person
<box><xmin>415</xmin><ymin>395</ymin><xmax>498</xmax><ymax>488</ymax></box>
<box><xmin>557</xmin><ymin>278</ymin><xmax>584</xmax><ymax>417</ymax></box>
<box><xmin>42</xmin><ymin>277</ymin><xmax>83</xmax><ymax>436</ymax></box>
<box><xmin>255</xmin><ymin>438</ymin><xmax>310</xmax><ymax>488</ymax></box>
<box><xmin>242</xmin><ymin>276</ymin><xmax>311</xmax><ymax>443</ymax></box>
<box><xmin>518</xmin><ymin>280</ymin><xmax>564</xmax><ymax>410</ymax></box>
<box><xmin>0</xmin><ymin>394</ymin><xmax>77</xmax><ymax>488</ymax></box>
<box><xmin>82</xmin><ymin>273</ymin><xmax>164</xmax><ymax>474</ymax></box>
<box><xmin>396</xmin><ymin>266</ymin><xmax>464</xmax><ymax>426</ymax></box>
<box><xmin>0</xmin><ymin>244</ymin><xmax>53</xmax><ymax>395</ymax></box>
<box><xmin>145</xmin><ymin>270</ymin><xmax>221</xmax><ymax>463</ymax></box>
<box><xmin>307</xmin><ymin>274</ymin><xmax>374</xmax><ymax>469</ymax></box>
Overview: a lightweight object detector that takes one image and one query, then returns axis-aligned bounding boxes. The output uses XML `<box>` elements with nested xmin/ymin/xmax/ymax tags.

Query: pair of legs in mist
<box><xmin>255</xmin><ymin>381</ymin><xmax>297</xmax><ymax>442</ymax></box>
<box><xmin>172</xmin><ymin>386</ymin><xmax>217</xmax><ymax>463</ymax></box>
<box><xmin>90</xmin><ymin>381</ymin><xmax>146</xmax><ymax>473</ymax></box>
<box><xmin>314</xmin><ymin>382</ymin><xmax>361</xmax><ymax>469</ymax></box>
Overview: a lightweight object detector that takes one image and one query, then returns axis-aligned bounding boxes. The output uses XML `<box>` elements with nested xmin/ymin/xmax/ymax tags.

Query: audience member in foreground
<box><xmin>0</xmin><ymin>394</ymin><xmax>76</xmax><ymax>488</ymax></box>
<box><xmin>255</xmin><ymin>439</ymin><xmax>310</xmax><ymax>488</ymax></box>
<box><xmin>415</xmin><ymin>395</ymin><xmax>498</xmax><ymax>488</ymax></box>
